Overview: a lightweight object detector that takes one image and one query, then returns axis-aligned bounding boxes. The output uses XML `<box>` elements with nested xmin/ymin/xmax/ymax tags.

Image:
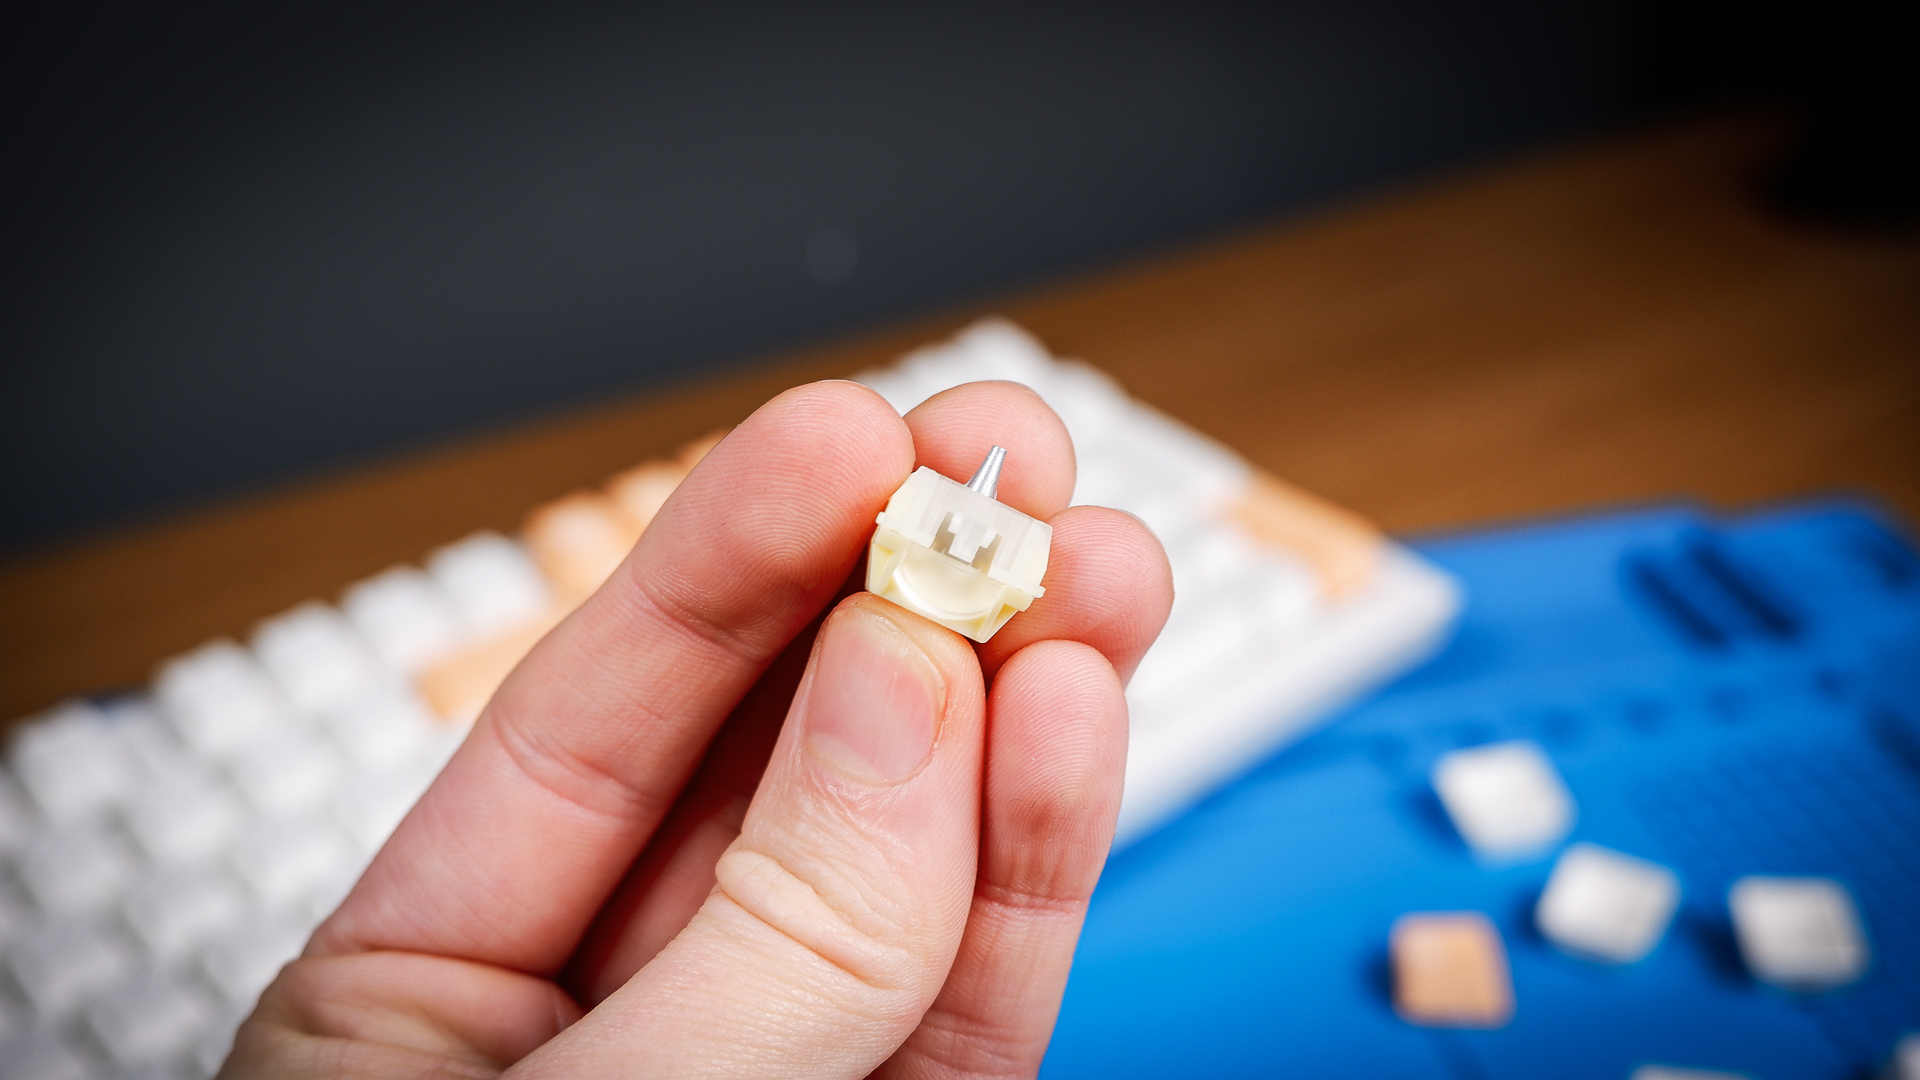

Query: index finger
<box><xmin>313</xmin><ymin>381</ymin><xmax>915</xmax><ymax>974</ymax></box>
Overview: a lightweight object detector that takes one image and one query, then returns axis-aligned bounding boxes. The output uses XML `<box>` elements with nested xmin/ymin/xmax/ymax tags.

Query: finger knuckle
<box><xmin>712</xmin><ymin>845</ymin><xmax>915</xmax><ymax>992</ymax></box>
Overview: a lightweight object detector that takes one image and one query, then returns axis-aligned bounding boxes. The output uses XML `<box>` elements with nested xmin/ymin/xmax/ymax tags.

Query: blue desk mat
<box><xmin>1045</xmin><ymin>502</ymin><xmax>1920</xmax><ymax>1080</ymax></box>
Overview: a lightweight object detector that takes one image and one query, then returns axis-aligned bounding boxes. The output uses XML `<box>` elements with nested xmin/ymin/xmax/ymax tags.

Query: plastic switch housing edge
<box><xmin>868</xmin><ymin>465</ymin><xmax>1052</xmax><ymax>642</ymax></box>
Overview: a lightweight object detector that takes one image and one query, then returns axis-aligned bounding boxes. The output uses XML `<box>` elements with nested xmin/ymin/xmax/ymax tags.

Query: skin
<box><xmin>221</xmin><ymin>379</ymin><xmax>1174</xmax><ymax>1079</ymax></box>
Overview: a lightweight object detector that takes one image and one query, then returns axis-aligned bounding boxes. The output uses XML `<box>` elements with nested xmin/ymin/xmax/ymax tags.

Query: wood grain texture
<box><xmin>4</xmin><ymin>116</ymin><xmax>1916</xmax><ymax>727</ymax></box>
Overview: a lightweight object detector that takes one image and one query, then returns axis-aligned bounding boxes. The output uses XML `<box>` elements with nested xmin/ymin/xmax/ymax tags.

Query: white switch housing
<box><xmin>868</xmin><ymin>462</ymin><xmax>1051</xmax><ymax>643</ymax></box>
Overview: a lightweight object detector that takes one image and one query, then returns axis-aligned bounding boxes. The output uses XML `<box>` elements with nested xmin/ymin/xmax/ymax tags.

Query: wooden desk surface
<box><xmin>4</xmin><ymin>117</ymin><xmax>1917</xmax><ymax>727</ymax></box>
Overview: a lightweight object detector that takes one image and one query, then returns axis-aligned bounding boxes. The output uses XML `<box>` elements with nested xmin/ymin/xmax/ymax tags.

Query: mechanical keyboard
<box><xmin>1</xmin><ymin>320</ymin><xmax>1457</xmax><ymax>1078</ymax></box>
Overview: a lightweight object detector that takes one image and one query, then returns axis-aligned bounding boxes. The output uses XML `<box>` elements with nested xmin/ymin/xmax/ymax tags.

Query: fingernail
<box><xmin>803</xmin><ymin>604</ymin><xmax>943</xmax><ymax>786</ymax></box>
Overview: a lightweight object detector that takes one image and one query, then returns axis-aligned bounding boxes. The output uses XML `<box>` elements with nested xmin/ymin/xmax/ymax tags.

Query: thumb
<box><xmin>516</xmin><ymin>594</ymin><xmax>986</xmax><ymax>1079</ymax></box>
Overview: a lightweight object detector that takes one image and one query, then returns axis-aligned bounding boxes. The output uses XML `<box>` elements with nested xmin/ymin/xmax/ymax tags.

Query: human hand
<box><xmin>220</xmin><ymin>378</ymin><xmax>1173</xmax><ymax>1078</ymax></box>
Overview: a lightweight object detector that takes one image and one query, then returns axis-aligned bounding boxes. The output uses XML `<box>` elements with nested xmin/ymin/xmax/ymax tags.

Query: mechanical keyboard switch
<box><xmin>868</xmin><ymin>447</ymin><xmax>1052</xmax><ymax>643</ymax></box>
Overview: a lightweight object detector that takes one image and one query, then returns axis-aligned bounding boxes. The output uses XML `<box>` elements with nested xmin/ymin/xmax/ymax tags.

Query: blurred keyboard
<box><xmin>1</xmin><ymin>320</ymin><xmax>1456</xmax><ymax>1078</ymax></box>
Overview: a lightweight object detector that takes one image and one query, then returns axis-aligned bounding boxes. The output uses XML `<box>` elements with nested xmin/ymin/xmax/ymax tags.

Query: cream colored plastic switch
<box><xmin>868</xmin><ymin>447</ymin><xmax>1051</xmax><ymax>643</ymax></box>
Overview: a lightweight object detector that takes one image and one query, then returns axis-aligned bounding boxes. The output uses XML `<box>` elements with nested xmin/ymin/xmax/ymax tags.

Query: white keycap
<box><xmin>1110</xmin><ymin>483</ymin><xmax>1190</xmax><ymax>543</ymax></box>
<box><xmin>951</xmin><ymin>317</ymin><xmax>1053</xmax><ymax>375</ymax></box>
<box><xmin>7</xmin><ymin>914</ymin><xmax>135</xmax><ymax>1017</ymax></box>
<box><xmin>124</xmin><ymin>769</ymin><xmax>246</xmax><ymax>866</ymax></box>
<box><xmin>110</xmin><ymin>1060</ymin><xmax>198</xmax><ymax>1080</ymax></box>
<box><xmin>848</xmin><ymin>369</ymin><xmax>911</xmax><ymax>414</ymax></box>
<box><xmin>225</xmin><ymin>728</ymin><xmax>345</xmax><ymax>818</ymax></box>
<box><xmin>0</xmin><ymin>772</ymin><xmax>30</xmax><ymax>855</ymax></box>
<box><xmin>251</xmin><ymin>601</ymin><xmax>384</xmax><ymax>714</ymax></box>
<box><xmin>333</xmin><ymin>762</ymin><xmax>436</xmax><ymax>855</ymax></box>
<box><xmin>1123</xmin><ymin>407</ymin><xmax>1250</xmax><ymax>512</ymax></box>
<box><xmin>299</xmin><ymin>867</ymin><xmax>360</xmax><ymax>925</ymax></box>
<box><xmin>199</xmin><ymin>914</ymin><xmax>307</xmax><ymax>1006</ymax></box>
<box><xmin>154</xmin><ymin>641</ymin><xmax>295</xmax><ymax>757</ymax></box>
<box><xmin>0</xmin><ymin>990</ymin><xmax>24</xmax><ymax>1045</ymax></box>
<box><xmin>427</xmin><ymin>532</ymin><xmax>550</xmax><ymax>636</ymax></box>
<box><xmin>320</xmin><ymin>682</ymin><xmax>439</xmax><ymax>772</ymax></box>
<box><xmin>0</xmin><ymin>1027</ymin><xmax>96</xmax><ymax>1080</ymax></box>
<box><xmin>105</xmin><ymin>695</ymin><xmax>200</xmax><ymax>781</ymax></box>
<box><xmin>16</xmin><ymin>822</ymin><xmax>137</xmax><ymax>914</ymax></box>
<box><xmin>1126</xmin><ymin>595</ymin><xmax>1262</xmax><ymax>704</ymax></box>
<box><xmin>1629</xmin><ymin>1068</ymin><xmax>1749</xmax><ymax>1080</ymax></box>
<box><xmin>1040</xmin><ymin>361</ymin><xmax>1132</xmax><ymax>449</ymax></box>
<box><xmin>10</xmin><ymin>700</ymin><xmax>137</xmax><ymax>822</ymax></box>
<box><xmin>1167</xmin><ymin>525</ymin><xmax>1261</xmax><ymax>590</ymax></box>
<box><xmin>1138</xmin><ymin>570</ymin><xmax>1317</xmax><ymax>699</ymax></box>
<box><xmin>86</xmin><ymin>973</ymin><xmax>214</xmax><ymax>1069</ymax></box>
<box><xmin>860</xmin><ymin>319</ymin><xmax>1041</xmax><ymax>413</ymax></box>
<box><xmin>1535</xmin><ymin>842</ymin><xmax>1680</xmax><ymax>963</ymax></box>
<box><xmin>0</xmin><ymin>880</ymin><xmax>34</xmax><ymax>950</ymax></box>
<box><xmin>230</xmin><ymin>817</ymin><xmax>356</xmax><ymax>911</ymax></box>
<box><xmin>1729</xmin><ymin>875</ymin><xmax>1869</xmax><ymax>990</ymax></box>
<box><xmin>341</xmin><ymin>565</ymin><xmax>469</xmax><ymax>672</ymax></box>
<box><xmin>884</xmin><ymin>354</ymin><xmax>966</xmax><ymax>412</ymax></box>
<box><xmin>1066</xmin><ymin>454</ymin><xmax>1127</xmax><ymax>511</ymax></box>
<box><xmin>1241</xmin><ymin>551</ymin><xmax>1322</xmax><ymax>631</ymax></box>
<box><xmin>194</xmin><ymin>1003</ymin><xmax>250</xmax><ymax>1077</ymax></box>
<box><xmin>1432</xmin><ymin>741</ymin><xmax>1576</xmax><ymax>861</ymax></box>
<box><xmin>1888</xmin><ymin>1032</ymin><xmax>1920</xmax><ymax>1080</ymax></box>
<box><xmin>123</xmin><ymin>866</ymin><xmax>247</xmax><ymax>960</ymax></box>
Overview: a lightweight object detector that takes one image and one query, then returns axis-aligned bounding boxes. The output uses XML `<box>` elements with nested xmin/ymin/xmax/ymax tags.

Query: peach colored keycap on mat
<box><xmin>1390</xmin><ymin>911</ymin><xmax>1515</xmax><ymax>1028</ymax></box>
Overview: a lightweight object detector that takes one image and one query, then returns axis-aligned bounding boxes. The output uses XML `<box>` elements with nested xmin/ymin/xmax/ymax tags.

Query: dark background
<box><xmin>0</xmin><ymin>0</ymin><xmax>1890</xmax><ymax>554</ymax></box>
